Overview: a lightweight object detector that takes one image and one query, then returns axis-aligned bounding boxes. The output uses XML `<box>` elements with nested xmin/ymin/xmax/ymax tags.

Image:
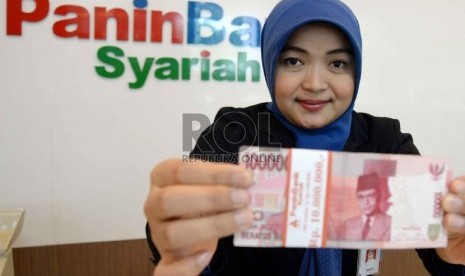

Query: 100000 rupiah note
<box><xmin>233</xmin><ymin>146</ymin><xmax>451</xmax><ymax>249</ymax></box>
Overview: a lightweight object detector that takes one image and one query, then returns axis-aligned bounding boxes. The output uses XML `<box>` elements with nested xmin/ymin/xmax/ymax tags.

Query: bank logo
<box><xmin>6</xmin><ymin>0</ymin><xmax>264</xmax><ymax>89</ymax></box>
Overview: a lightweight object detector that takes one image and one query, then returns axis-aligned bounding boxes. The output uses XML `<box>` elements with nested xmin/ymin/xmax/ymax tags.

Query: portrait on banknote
<box><xmin>337</xmin><ymin>173</ymin><xmax>392</xmax><ymax>241</ymax></box>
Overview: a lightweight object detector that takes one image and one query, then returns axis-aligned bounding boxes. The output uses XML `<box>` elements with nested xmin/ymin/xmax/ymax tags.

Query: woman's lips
<box><xmin>297</xmin><ymin>99</ymin><xmax>329</xmax><ymax>111</ymax></box>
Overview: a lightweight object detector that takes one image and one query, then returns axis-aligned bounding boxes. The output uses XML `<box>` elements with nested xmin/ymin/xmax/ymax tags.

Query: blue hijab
<box><xmin>263</xmin><ymin>0</ymin><xmax>362</xmax><ymax>151</ymax></box>
<box><xmin>261</xmin><ymin>0</ymin><xmax>363</xmax><ymax>275</ymax></box>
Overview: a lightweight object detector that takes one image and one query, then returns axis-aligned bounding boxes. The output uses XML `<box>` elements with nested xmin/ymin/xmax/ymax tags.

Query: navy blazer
<box><xmin>147</xmin><ymin>103</ymin><xmax>465</xmax><ymax>275</ymax></box>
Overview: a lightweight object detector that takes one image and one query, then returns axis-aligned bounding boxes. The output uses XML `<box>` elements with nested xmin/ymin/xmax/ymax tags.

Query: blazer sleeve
<box><xmin>416</xmin><ymin>249</ymin><xmax>465</xmax><ymax>275</ymax></box>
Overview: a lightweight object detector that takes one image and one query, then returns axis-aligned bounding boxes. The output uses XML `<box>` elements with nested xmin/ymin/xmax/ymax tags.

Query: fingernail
<box><xmin>232</xmin><ymin>171</ymin><xmax>251</xmax><ymax>186</ymax></box>
<box><xmin>450</xmin><ymin>215</ymin><xmax>465</xmax><ymax>229</ymax></box>
<box><xmin>196</xmin><ymin>251</ymin><xmax>211</xmax><ymax>267</ymax></box>
<box><xmin>231</xmin><ymin>190</ymin><xmax>250</xmax><ymax>207</ymax></box>
<box><xmin>234</xmin><ymin>209</ymin><xmax>252</xmax><ymax>227</ymax></box>
<box><xmin>445</xmin><ymin>195</ymin><xmax>462</xmax><ymax>211</ymax></box>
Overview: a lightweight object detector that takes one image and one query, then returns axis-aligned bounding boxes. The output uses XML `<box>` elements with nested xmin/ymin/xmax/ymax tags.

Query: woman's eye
<box><xmin>285</xmin><ymin>58</ymin><xmax>303</xmax><ymax>66</ymax></box>
<box><xmin>330</xmin><ymin>60</ymin><xmax>346</xmax><ymax>68</ymax></box>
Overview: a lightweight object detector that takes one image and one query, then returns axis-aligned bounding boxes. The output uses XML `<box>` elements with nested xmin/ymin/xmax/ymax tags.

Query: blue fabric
<box><xmin>262</xmin><ymin>0</ymin><xmax>362</xmax><ymax>151</ymax></box>
<box><xmin>261</xmin><ymin>0</ymin><xmax>363</xmax><ymax>275</ymax></box>
<box><xmin>299</xmin><ymin>249</ymin><xmax>342</xmax><ymax>276</ymax></box>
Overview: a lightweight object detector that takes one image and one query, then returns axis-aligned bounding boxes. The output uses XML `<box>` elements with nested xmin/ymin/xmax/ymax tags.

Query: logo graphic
<box><xmin>429</xmin><ymin>163</ymin><xmax>445</xmax><ymax>181</ymax></box>
<box><xmin>5</xmin><ymin>0</ymin><xmax>264</xmax><ymax>89</ymax></box>
<box><xmin>427</xmin><ymin>224</ymin><xmax>440</xmax><ymax>241</ymax></box>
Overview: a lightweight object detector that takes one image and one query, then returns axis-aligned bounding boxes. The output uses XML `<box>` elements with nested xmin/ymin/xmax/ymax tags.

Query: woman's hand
<box><xmin>436</xmin><ymin>176</ymin><xmax>465</xmax><ymax>265</ymax></box>
<box><xmin>144</xmin><ymin>159</ymin><xmax>253</xmax><ymax>276</ymax></box>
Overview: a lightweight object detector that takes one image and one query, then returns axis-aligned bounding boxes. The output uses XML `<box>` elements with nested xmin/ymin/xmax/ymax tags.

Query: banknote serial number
<box><xmin>433</xmin><ymin>192</ymin><xmax>442</xmax><ymax>218</ymax></box>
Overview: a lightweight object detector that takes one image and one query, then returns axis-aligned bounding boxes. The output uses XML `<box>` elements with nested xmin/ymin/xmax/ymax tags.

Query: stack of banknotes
<box><xmin>234</xmin><ymin>146</ymin><xmax>450</xmax><ymax>249</ymax></box>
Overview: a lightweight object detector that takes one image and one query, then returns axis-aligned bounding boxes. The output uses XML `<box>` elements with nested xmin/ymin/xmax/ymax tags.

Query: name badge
<box><xmin>357</xmin><ymin>249</ymin><xmax>381</xmax><ymax>276</ymax></box>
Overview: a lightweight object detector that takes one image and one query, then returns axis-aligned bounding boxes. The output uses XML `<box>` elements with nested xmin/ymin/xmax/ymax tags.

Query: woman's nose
<box><xmin>301</xmin><ymin>66</ymin><xmax>328</xmax><ymax>93</ymax></box>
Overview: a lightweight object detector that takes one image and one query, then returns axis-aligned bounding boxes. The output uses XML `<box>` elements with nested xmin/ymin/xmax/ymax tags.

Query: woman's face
<box><xmin>274</xmin><ymin>23</ymin><xmax>355</xmax><ymax>129</ymax></box>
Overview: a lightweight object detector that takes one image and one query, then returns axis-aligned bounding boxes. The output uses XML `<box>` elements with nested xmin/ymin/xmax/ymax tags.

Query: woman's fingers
<box><xmin>154</xmin><ymin>209</ymin><xmax>253</xmax><ymax>251</ymax></box>
<box><xmin>442</xmin><ymin>178</ymin><xmax>465</xmax><ymax>233</ymax></box>
<box><xmin>443</xmin><ymin>213</ymin><xmax>465</xmax><ymax>234</ymax></box>
<box><xmin>153</xmin><ymin>250</ymin><xmax>213</xmax><ymax>276</ymax></box>
<box><xmin>145</xmin><ymin>158</ymin><xmax>254</xmax><ymax>274</ymax></box>
<box><xmin>147</xmin><ymin>185</ymin><xmax>250</xmax><ymax>220</ymax></box>
<box><xmin>443</xmin><ymin>193</ymin><xmax>465</xmax><ymax>215</ymax></box>
<box><xmin>151</xmin><ymin>158</ymin><xmax>252</xmax><ymax>188</ymax></box>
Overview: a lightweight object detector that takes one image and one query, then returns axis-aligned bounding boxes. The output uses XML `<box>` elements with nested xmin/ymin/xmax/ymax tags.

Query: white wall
<box><xmin>352</xmin><ymin>0</ymin><xmax>465</xmax><ymax>168</ymax></box>
<box><xmin>1</xmin><ymin>0</ymin><xmax>464</xmax><ymax>248</ymax></box>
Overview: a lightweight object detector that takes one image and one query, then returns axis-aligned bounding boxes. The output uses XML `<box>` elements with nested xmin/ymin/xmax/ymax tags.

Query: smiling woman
<box><xmin>274</xmin><ymin>23</ymin><xmax>355</xmax><ymax>129</ymax></box>
<box><xmin>143</xmin><ymin>0</ymin><xmax>465</xmax><ymax>275</ymax></box>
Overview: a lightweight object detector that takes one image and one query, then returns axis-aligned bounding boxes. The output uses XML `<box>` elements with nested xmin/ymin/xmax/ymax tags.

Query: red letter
<box><xmin>7</xmin><ymin>0</ymin><xmax>49</xmax><ymax>35</ymax></box>
<box><xmin>53</xmin><ymin>5</ymin><xmax>90</xmax><ymax>39</ymax></box>
<box><xmin>95</xmin><ymin>7</ymin><xmax>129</xmax><ymax>41</ymax></box>
<box><xmin>151</xmin><ymin>11</ymin><xmax>183</xmax><ymax>44</ymax></box>
<box><xmin>133</xmin><ymin>9</ymin><xmax>147</xmax><ymax>42</ymax></box>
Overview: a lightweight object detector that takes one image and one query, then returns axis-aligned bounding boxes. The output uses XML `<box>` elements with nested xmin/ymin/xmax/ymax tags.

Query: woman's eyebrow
<box><xmin>327</xmin><ymin>47</ymin><xmax>353</xmax><ymax>56</ymax></box>
<box><xmin>281</xmin><ymin>45</ymin><xmax>308</xmax><ymax>54</ymax></box>
<box><xmin>281</xmin><ymin>45</ymin><xmax>353</xmax><ymax>56</ymax></box>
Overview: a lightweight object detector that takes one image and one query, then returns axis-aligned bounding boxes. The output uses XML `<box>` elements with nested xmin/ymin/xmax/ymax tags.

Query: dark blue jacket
<box><xmin>147</xmin><ymin>103</ymin><xmax>465</xmax><ymax>275</ymax></box>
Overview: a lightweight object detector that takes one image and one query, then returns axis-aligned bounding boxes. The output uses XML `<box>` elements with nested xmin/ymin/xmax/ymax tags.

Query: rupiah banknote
<box><xmin>233</xmin><ymin>146</ymin><xmax>451</xmax><ymax>249</ymax></box>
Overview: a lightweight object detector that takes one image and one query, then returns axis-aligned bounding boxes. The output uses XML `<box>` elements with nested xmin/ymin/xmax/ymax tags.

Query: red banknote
<box><xmin>233</xmin><ymin>146</ymin><xmax>451</xmax><ymax>249</ymax></box>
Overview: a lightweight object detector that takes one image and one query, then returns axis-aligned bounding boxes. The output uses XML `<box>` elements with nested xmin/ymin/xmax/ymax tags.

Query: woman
<box><xmin>144</xmin><ymin>0</ymin><xmax>465</xmax><ymax>275</ymax></box>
